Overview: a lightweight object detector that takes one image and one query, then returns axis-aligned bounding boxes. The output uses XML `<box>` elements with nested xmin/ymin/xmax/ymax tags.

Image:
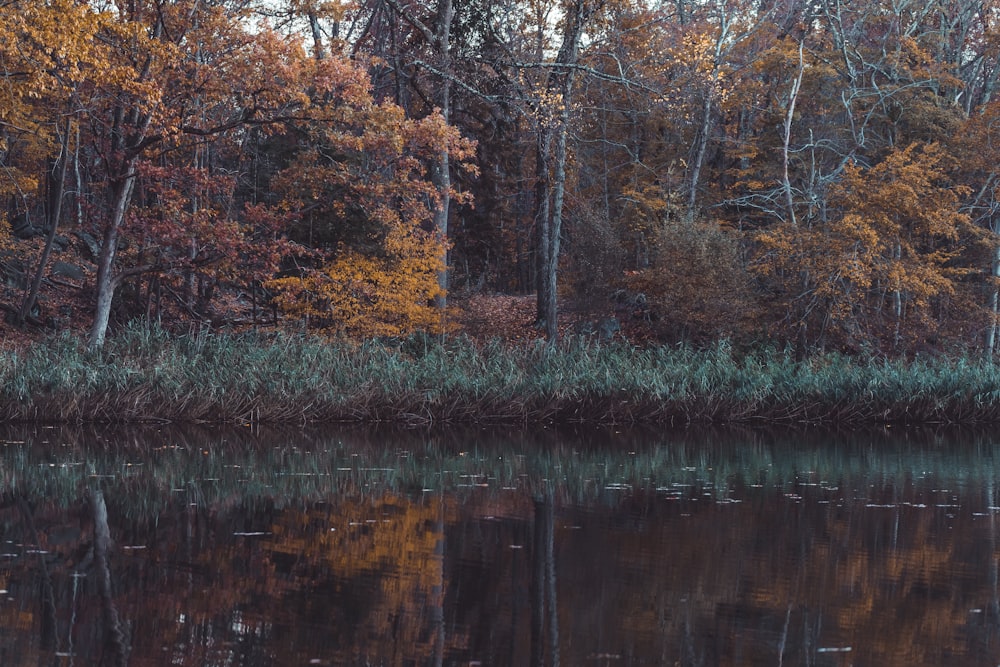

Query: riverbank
<box><xmin>1</xmin><ymin>326</ymin><xmax>999</xmax><ymax>425</ymax></box>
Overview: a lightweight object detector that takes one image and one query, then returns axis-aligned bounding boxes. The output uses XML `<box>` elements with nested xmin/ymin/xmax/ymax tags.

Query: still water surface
<box><xmin>0</xmin><ymin>424</ymin><xmax>999</xmax><ymax>665</ymax></box>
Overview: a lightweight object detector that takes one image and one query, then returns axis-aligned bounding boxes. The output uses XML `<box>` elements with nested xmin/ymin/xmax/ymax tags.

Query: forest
<box><xmin>2</xmin><ymin>0</ymin><xmax>1000</xmax><ymax>358</ymax></box>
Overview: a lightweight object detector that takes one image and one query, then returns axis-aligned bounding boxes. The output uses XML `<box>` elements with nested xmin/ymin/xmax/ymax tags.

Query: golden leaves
<box><xmin>754</xmin><ymin>141</ymin><xmax>976</xmax><ymax>344</ymax></box>
<box><xmin>266</xmin><ymin>226</ymin><xmax>448</xmax><ymax>338</ymax></box>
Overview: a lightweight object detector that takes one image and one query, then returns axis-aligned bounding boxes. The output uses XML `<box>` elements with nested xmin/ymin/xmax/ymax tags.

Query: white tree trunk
<box><xmin>88</xmin><ymin>162</ymin><xmax>137</xmax><ymax>350</ymax></box>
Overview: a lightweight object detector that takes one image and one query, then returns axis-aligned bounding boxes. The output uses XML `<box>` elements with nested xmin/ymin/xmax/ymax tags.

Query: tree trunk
<box><xmin>308</xmin><ymin>12</ymin><xmax>326</xmax><ymax>60</ymax></box>
<box><xmin>88</xmin><ymin>160</ymin><xmax>138</xmax><ymax>350</ymax></box>
<box><xmin>382</xmin><ymin>0</ymin><xmax>455</xmax><ymax>310</ymax></box>
<box><xmin>18</xmin><ymin>117</ymin><xmax>72</xmax><ymax>324</ymax></box>
<box><xmin>686</xmin><ymin>94</ymin><xmax>712</xmax><ymax>222</ymax></box>
<box><xmin>782</xmin><ymin>42</ymin><xmax>804</xmax><ymax>227</ymax></box>
<box><xmin>987</xmin><ymin>239</ymin><xmax>1000</xmax><ymax>358</ymax></box>
<box><xmin>545</xmin><ymin>102</ymin><xmax>571</xmax><ymax>343</ymax></box>
<box><xmin>535</xmin><ymin>130</ymin><xmax>552</xmax><ymax>329</ymax></box>
<box><xmin>533</xmin><ymin>0</ymin><xmax>598</xmax><ymax>344</ymax></box>
<box><xmin>432</xmin><ymin>0</ymin><xmax>453</xmax><ymax>310</ymax></box>
<box><xmin>892</xmin><ymin>241</ymin><xmax>903</xmax><ymax>351</ymax></box>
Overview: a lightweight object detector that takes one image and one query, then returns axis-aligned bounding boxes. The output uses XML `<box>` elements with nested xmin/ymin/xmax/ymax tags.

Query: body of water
<box><xmin>0</xmin><ymin>424</ymin><xmax>998</xmax><ymax>665</ymax></box>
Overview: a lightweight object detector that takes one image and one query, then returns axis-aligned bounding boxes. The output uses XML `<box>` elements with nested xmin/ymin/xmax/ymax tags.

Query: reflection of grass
<box><xmin>4</xmin><ymin>328</ymin><xmax>1000</xmax><ymax>425</ymax></box>
<box><xmin>2</xmin><ymin>424</ymin><xmax>1000</xmax><ymax>520</ymax></box>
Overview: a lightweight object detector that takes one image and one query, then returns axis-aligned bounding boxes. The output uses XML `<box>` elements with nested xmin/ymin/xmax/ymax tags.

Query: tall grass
<box><xmin>3</xmin><ymin>327</ymin><xmax>1000</xmax><ymax>424</ymax></box>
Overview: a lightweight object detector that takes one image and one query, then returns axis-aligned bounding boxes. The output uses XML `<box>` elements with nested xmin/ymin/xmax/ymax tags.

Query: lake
<box><xmin>0</xmin><ymin>424</ymin><xmax>998</xmax><ymax>665</ymax></box>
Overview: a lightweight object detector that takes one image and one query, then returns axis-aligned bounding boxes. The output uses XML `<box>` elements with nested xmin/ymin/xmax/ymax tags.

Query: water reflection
<box><xmin>0</xmin><ymin>424</ymin><xmax>999</xmax><ymax>665</ymax></box>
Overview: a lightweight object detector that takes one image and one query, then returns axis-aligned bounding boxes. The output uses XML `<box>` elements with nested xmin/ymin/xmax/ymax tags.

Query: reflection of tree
<box><xmin>530</xmin><ymin>492</ymin><xmax>559</xmax><ymax>667</ymax></box>
<box><xmin>0</xmin><ymin>491</ymin><xmax>132</xmax><ymax>665</ymax></box>
<box><xmin>965</xmin><ymin>480</ymin><xmax>1000</xmax><ymax>660</ymax></box>
<box><xmin>8</xmin><ymin>427</ymin><xmax>1000</xmax><ymax>664</ymax></box>
<box><xmin>431</xmin><ymin>496</ymin><xmax>445</xmax><ymax>667</ymax></box>
<box><xmin>262</xmin><ymin>493</ymin><xmax>460</xmax><ymax>664</ymax></box>
<box><xmin>16</xmin><ymin>496</ymin><xmax>57</xmax><ymax>652</ymax></box>
<box><xmin>90</xmin><ymin>489</ymin><xmax>128</xmax><ymax>667</ymax></box>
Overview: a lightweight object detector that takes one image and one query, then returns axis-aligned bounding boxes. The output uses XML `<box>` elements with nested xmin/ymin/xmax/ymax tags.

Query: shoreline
<box><xmin>2</xmin><ymin>327</ymin><xmax>999</xmax><ymax>426</ymax></box>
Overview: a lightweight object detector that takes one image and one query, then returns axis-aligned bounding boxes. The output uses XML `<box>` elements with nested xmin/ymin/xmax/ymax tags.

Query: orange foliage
<box><xmin>755</xmin><ymin>142</ymin><xmax>980</xmax><ymax>349</ymax></box>
<box><xmin>266</xmin><ymin>226</ymin><xmax>449</xmax><ymax>337</ymax></box>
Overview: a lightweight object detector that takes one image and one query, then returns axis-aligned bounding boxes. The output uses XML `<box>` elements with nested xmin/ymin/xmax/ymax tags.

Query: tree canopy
<box><xmin>2</xmin><ymin>0</ymin><xmax>1000</xmax><ymax>356</ymax></box>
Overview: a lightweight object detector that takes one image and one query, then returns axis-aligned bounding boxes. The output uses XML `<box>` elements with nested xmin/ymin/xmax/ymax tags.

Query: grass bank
<box><xmin>2</xmin><ymin>326</ymin><xmax>1000</xmax><ymax>425</ymax></box>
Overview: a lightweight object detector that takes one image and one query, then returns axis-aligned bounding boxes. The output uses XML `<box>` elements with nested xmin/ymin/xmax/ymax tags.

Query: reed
<box><xmin>3</xmin><ymin>327</ymin><xmax>1000</xmax><ymax>424</ymax></box>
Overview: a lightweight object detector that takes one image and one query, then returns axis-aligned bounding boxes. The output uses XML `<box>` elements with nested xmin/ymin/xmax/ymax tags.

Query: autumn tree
<box><xmin>755</xmin><ymin>143</ymin><xmax>979</xmax><ymax>352</ymax></box>
<box><xmin>0</xmin><ymin>0</ymin><xmax>105</xmax><ymax>324</ymax></box>
<box><xmin>67</xmin><ymin>0</ymin><xmax>329</xmax><ymax>348</ymax></box>
<box><xmin>260</xmin><ymin>66</ymin><xmax>475</xmax><ymax>337</ymax></box>
<box><xmin>950</xmin><ymin>99</ymin><xmax>1000</xmax><ymax>356</ymax></box>
<box><xmin>380</xmin><ymin>0</ymin><xmax>457</xmax><ymax>308</ymax></box>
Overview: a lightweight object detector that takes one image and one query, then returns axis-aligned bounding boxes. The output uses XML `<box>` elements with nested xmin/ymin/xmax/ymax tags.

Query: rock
<box><xmin>72</xmin><ymin>231</ymin><xmax>102</xmax><ymax>263</ymax></box>
<box><xmin>51</xmin><ymin>261</ymin><xmax>86</xmax><ymax>281</ymax></box>
<box><xmin>9</xmin><ymin>214</ymin><xmax>40</xmax><ymax>239</ymax></box>
<box><xmin>596</xmin><ymin>317</ymin><xmax>620</xmax><ymax>341</ymax></box>
<box><xmin>571</xmin><ymin>317</ymin><xmax>620</xmax><ymax>341</ymax></box>
<box><xmin>1</xmin><ymin>259</ymin><xmax>28</xmax><ymax>289</ymax></box>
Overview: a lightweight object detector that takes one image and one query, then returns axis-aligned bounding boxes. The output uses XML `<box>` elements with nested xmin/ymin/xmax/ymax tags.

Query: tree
<box><xmin>755</xmin><ymin>143</ymin><xmax>978</xmax><ymax>351</ymax></box>
<box><xmin>0</xmin><ymin>0</ymin><xmax>103</xmax><ymax>324</ymax></box>
<box><xmin>532</xmin><ymin>0</ymin><xmax>607</xmax><ymax>342</ymax></box>
<box><xmin>260</xmin><ymin>74</ymin><xmax>475</xmax><ymax>336</ymax></box>
<box><xmin>381</xmin><ymin>0</ymin><xmax>456</xmax><ymax>308</ymax></box>
<box><xmin>70</xmin><ymin>0</ymin><xmax>446</xmax><ymax>347</ymax></box>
